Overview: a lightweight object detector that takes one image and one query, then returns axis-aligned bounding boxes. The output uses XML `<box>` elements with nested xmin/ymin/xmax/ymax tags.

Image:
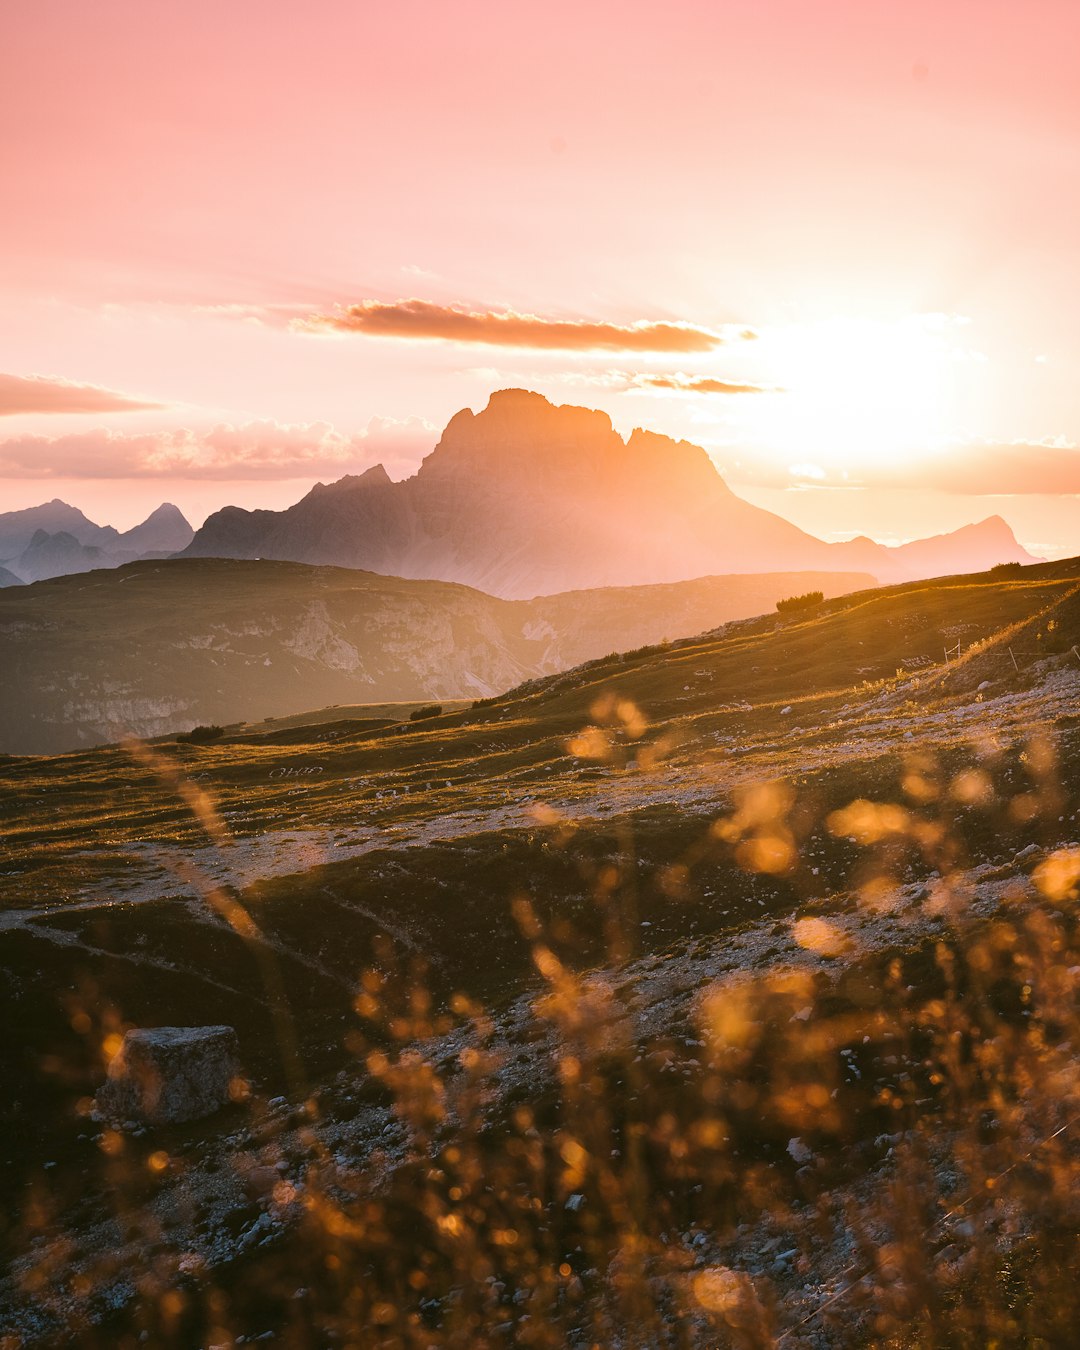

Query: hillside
<box><xmin>3</xmin><ymin>555</ymin><xmax>1080</xmax><ymax>1344</ymax></box>
<box><xmin>2</xmin><ymin>556</ymin><xmax>1080</xmax><ymax>1339</ymax></box>
<box><xmin>0</xmin><ymin>559</ymin><xmax>873</xmax><ymax>754</ymax></box>
<box><xmin>182</xmin><ymin>389</ymin><xmax>1036</xmax><ymax>595</ymax></box>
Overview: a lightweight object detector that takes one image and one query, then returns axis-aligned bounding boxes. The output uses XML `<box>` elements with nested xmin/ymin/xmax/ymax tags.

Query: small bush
<box><xmin>177</xmin><ymin>724</ymin><xmax>224</xmax><ymax>744</ymax></box>
<box><xmin>409</xmin><ymin>704</ymin><xmax>443</xmax><ymax>722</ymax></box>
<box><xmin>776</xmin><ymin>589</ymin><xmax>824</xmax><ymax>615</ymax></box>
<box><xmin>991</xmin><ymin>561</ymin><xmax>1024</xmax><ymax>574</ymax></box>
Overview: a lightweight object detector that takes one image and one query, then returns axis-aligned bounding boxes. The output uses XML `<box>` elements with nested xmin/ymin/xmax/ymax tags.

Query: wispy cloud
<box><xmin>460</xmin><ymin>368</ymin><xmax>775</xmax><ymax>396</ymax></box>
<box><xmin>626</xmin><ymin>372</ymin><xmax>776</xmax><ymax>395</ymax></box>
<box><xmin>0</xmin><ymin>416</ymin><xmax>434</xmax><ymax>481</ymax></box>
<box><xmin>901</xmin><ymin>440</ymin><xmax>1080</xmax><ymax>495</ymax></box>
<box><xmin>297</xmin><ymin>298</ymin><xmax>753</xmax><ymax>353</ymax></box>
<box><xmin>722</xmin><ymin>438</ymin><xmax>1080</xmax><ymax>495</ymax></box>
<box><xmin>0</xmin><ymin>372</ymin><xmax>163</xmax><ymax>416</ymax></box>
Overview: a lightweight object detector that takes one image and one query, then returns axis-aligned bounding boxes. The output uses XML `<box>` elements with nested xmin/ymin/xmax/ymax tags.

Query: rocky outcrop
<box><xmin>95</xmin><ymin>1026</ymin><xmax>241</xmax><ymax>1125</ymax></box>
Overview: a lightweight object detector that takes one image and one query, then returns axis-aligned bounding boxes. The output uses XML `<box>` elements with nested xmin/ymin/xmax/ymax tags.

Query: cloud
<box><xmin>627</xmin><ymin>373</ymin><xmax>775</xmax><ymax>395</ymax></box>
<box><xmin>466</xmin><ymin>368</ymin><xmax>775</xmax><ymax>396</ymax></box>
<box><xmin>0</xmin><ymin>416</ymin><xmax>435</xmax><ymax>481</ymax></box>
<box><xmin>720</xmin><ymin>439</ymin><xmax>1080</xmax><ymax>495</ymax></box>
<box><xmin>298</xmin><ymin>298</ymin><xmax>752</xmax><ymax>353</ymax></box>
<box><xmin>0</xmin><ymin>372</ymin><xmax>163</xmax><ymax>416</ymax></box>
<box><xmin>906</xmin><ymin>440</ymin><xmax>1080</xmax><ymax>495</ymax></box>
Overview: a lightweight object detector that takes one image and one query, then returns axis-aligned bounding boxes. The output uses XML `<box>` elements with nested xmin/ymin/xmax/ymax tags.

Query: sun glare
<box><xmin>746</xmin><ymin>314</ymin><xmax>971</xmax><ymax>472</ymax></box>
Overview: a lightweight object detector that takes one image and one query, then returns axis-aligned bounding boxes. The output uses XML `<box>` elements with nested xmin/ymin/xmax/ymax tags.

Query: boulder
<box><xmin>96</xmin><ymin>1026</ymin><xmax>240</xmax><ymax>1125</ymax></box>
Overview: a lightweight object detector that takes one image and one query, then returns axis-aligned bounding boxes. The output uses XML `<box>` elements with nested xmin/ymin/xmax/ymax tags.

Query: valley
<box><xmin>0</xmin><ymin>559</ymin><xmax>873</xmax><ymax>754</ymax></box>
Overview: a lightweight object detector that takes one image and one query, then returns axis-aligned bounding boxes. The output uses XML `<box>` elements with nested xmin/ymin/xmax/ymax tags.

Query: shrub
<box><xmin>409</xmin><ymin>704</ymin><xmax>443</xmax><ymax>722</ymax></box>
<box><xmin>776</xmin><ymin>590</ymin><xmax>824</xmax><ymax>615</ymax></box>
<box><xmin>176</xmin><ymin>723</ymin><xmax>224</xmax><ymax>743</ymax></box>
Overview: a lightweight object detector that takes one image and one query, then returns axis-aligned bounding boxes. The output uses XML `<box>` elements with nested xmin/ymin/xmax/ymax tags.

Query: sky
<box><xmin>3</xmin><ymin>0</ymin><xmax>1080</xmax><ymax>555</ymax></box>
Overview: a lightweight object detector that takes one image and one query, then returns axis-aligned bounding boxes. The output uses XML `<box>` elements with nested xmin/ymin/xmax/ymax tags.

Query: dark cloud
<box><xmin>298</xmin><ymin>299</ymin><xmax>751</xmax><ymax>353</ymax></box>
<box><xmin>0</xmin><ymin>372</ymin><xmax>162</xmax><ymax>416</ymax></box>
<box><xmin>0</xmin><ymin>417</ymin><xmax>433</xmax><ymax>481</ymax></box>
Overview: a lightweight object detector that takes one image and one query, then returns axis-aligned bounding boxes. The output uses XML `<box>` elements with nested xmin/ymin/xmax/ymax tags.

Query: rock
<box><xmin>96</xmin><ymin>1026</ymin><xmax>240</xmax><ymax>1125</ymax></box>
<box><xmin>787</xmin><ymin>1137</ymin><xmax>813</xmax><ymax>1165</ymax></box>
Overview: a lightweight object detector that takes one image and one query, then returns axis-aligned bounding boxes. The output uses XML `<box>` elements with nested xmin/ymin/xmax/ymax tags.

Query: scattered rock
<box><xmin>787</xmin><ymin>1137</ymin><xmax>814</xmax><ymax>1166</ymax></box>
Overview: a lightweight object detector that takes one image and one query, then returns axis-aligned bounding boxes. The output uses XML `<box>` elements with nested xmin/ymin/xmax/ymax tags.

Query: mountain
<box><xmin>0</xmin><ymin>558</ymin><xmax>873</xmax><ymax>753</ymax></box>
<box><xmin>0</xmin><ymin>501</ymin><xmax>194</xmax><ymax>583</ymax></box>
<box><xmin>182</xmin><ymin>389</ymin><xmax>1037</xmax><ymax>595</ymax></box>
<box><xmin>0</xmin><ymin>498</ymin><xmax>119</xmax><ymax>558</ymax></box>
<box><xmin>886</xmin><ymin>515</ymin><xmax>1032</xmax><ymax>579</ymax></box>
<box><xmin>11</xmin><ymin>529</ymin><xmax>109</xmax><ymax>583</ymax></box>
<box><xmin>116</xmin><ymin>501</ymin><xmax>195</xmax><ymax>554</ymax></box>
<box><xmin>0</xmin><ymin>566</ymin><xmax>23</xmax><ymax>588</ymax></box>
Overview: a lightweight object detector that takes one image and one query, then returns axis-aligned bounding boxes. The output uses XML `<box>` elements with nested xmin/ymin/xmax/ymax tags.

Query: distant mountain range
<box><xmin>181</xmin><ymin>390</ymin><xmax>1037</xmax><ymax>595</ymax></box>
<box><xmin>0</xmin><ymin>558</ymin><xmax>874</xmax><ymax>753</ymax></box>
<box><xmin>0</xmin><ymin>500</ymin><xmax>193</xmax><ymax>584</ymax></box>
<box><xmin>2</xmin><ymin>391</ymin><xmax>1036</xmax><ymax>594</ymax></box>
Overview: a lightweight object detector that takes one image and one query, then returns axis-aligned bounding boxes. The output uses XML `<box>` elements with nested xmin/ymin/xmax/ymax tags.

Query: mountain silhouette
<box><xmin>0</xmin><ymin>501</ymin><xmax>194</xmax><ymax>582</ymax></box>
<box><xmin>181</xmin><ymin>390</ymin><xmax>1036</xmax><ymax>596</ymax></box>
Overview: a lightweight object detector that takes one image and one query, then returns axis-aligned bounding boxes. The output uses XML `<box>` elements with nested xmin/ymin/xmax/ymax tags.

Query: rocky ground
<box><xmin>0</xmin><ymin>839</ymin><xmax>1069</xmax><ymax>1345</ymax></box>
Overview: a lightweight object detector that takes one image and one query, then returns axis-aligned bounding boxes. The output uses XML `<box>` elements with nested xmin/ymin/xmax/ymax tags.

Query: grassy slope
<box><xmin>2</xmin><ymin>560</ymin><xmax>1079</xmax><ymax>1167</ymax></box>
<box><xmin>0</xmin><ymin>558</ymin><xmax>874</xmax><ymax>754</ymax></box>
<box><xmin>4</xmin><ymin>557</ymin><xmax>1080</xmax><ymax>1350</ymax></box>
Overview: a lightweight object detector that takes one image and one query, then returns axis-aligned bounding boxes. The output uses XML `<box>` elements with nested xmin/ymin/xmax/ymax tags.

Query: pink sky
<box><xmin>3</xmin><ymin>0</ymin><xmax>1080</xmax><ymax>553</ymax></box>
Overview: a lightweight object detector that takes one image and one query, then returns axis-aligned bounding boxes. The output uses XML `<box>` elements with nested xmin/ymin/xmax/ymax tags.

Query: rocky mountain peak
<box><xmin>419</xmin><ymin>389</ymin><xmax>618</xmax><ymax>479</ymax></box>
<box><xmin>174</xmin><ymin>390</ymin><xmax>1040</xmax><ymax>597</ymax></box>
<box><xmin>144</xmin><ymin>502</ymin><xmax>187</xmax><ymax>522</ymax></box>
<box><xmin>120</xmin><ymin>503</ymin><xmax>195</xmax><ymax>553</ymax></box>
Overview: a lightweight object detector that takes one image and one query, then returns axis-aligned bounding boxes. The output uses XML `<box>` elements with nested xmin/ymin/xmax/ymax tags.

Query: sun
<box><xmin>743</xmin><ymin>314</ymin><xmax>968</xmax><ymax>473</ymax></box>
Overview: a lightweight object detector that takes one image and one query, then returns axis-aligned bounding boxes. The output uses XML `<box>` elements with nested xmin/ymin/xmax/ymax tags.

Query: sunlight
<box><xmin>746</xmin><ymin>314</ymin><xmax>972</xmax><ymax>470</ymax></box>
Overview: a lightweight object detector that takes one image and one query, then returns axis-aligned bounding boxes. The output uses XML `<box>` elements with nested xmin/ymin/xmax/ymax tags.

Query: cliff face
<box><xmin>182</xmin><ymin>390</ymin><xmax>1037</xmax><ymax>596</ymax></box>
<box><xmin>399</xmin><ymin>391</ymin><xmax>820</xmax><ymax>595</ymax></box>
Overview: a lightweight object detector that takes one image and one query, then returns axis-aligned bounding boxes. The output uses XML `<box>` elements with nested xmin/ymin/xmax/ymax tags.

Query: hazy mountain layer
<box><xmin>0</xmin><ymin>559</ymin><xmax>872</xmax><ymax>754</ymax></box>
<box><xmin>0</xmin><ymin>500</ymin><xmax>193</xmax><ymax>582</ymax></box>
<box><xmin>183</xmin><ymin>389</ymin><xmax>1037</xmax><ymax>594</ymax></box>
